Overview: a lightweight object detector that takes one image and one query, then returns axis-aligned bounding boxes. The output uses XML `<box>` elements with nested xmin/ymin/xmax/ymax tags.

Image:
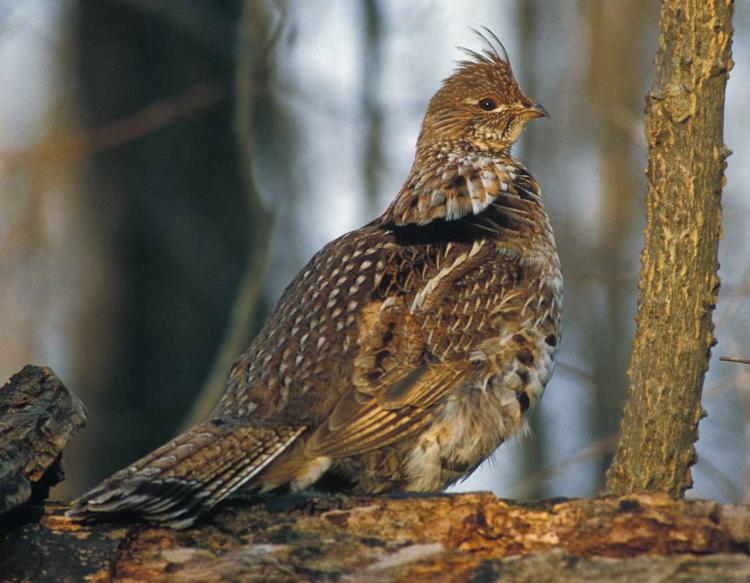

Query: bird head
<box><xmin>418</xmin><ymin>29</ymin><xmax>547</xmax><ymax>156</ymax></box>
<box><xmin>384</xmin><ymin>29</ymin><xmax>548</xmax><ymax>227</ymax></box>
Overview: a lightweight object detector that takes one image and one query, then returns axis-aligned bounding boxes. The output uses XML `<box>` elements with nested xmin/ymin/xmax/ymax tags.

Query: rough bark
<box><xmin>1</xmin><ymin>493</ymin><xmax>749</xmax><ymax>582</ymax></box>
<box><xmin>606</xmin><ymin>0</ymin><xmax>733</xmax><ymax>496</ymax></box>
<box><xmin>0</xmin><ymin>366</ymin><xmax>85</xmax><ymax>514</ymax></box>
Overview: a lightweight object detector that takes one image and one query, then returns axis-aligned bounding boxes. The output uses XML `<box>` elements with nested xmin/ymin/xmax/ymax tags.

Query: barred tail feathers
<box><xmin>67</xmin><ymin>417</ymin><xmax>305</xmax><ymax>528</ymax></box>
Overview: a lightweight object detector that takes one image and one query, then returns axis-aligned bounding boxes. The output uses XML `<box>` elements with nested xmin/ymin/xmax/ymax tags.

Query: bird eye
<box><xmin>478</xmin><ymin>98</ymin><xmax>497</xmax><ymax>111</ymax></box>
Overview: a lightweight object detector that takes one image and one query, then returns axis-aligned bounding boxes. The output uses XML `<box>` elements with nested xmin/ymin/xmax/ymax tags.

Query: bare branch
<box><xmin>720</xmin><ymin>356</ymin><xmax>750</xmax><ymax>366</ymax></box>
<box><xmin>0</xmin><ymin>82</ymin><xmax>227</xmax><ymax>165</ymax></box>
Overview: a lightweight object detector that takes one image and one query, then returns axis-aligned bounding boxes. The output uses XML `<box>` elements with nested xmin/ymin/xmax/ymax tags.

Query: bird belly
<box><xmin>404</xmin><ymin>327</ymin><xmax>559</xmax><ymax>491</ymax></box>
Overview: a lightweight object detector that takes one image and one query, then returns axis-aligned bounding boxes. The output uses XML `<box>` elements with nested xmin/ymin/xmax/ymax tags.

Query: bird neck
<box><xmin>382</xmin><ymin>144</ymin><xmax>546</xmax><ymax>235</ymax></box>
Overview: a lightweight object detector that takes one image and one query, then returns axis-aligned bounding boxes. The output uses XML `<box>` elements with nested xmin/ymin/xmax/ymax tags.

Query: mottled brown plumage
<box><xmin>69</xmin><ymin>29</ymin><xmax>562</xmax><ymax>528</ymax></box>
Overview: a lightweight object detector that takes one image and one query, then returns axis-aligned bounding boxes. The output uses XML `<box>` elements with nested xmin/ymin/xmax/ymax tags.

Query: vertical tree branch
<box><xmin>361</xmin><ymin>0</ymin><xmax>384</xmax><ymax>215</ymax></box>
<box><xmin>605</xmin><ymin>0</ymin><xmax>734</xmax><ymax>496</ymax></box>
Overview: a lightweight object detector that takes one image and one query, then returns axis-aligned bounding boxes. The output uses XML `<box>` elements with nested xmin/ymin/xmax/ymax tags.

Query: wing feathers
<box><xmin>306</xmin><ymin>361</ymin><xmax>472</xmax><ymax>458</ymax></box>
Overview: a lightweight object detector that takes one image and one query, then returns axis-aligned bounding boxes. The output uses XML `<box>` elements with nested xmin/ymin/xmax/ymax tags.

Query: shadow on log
<box><xmin>1</xmin><ymin>493</ymin><xmax>749</xmax><ymax>581</ymax></box>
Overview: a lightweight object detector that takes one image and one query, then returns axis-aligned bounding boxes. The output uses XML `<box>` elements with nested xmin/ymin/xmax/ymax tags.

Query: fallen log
<box><xmin>1</xmin><ymin>493</ymin><xmax>749</xmax><ymax>582</ymax></box>
<box><xmin>1</xmin><ymin>365</ymin><xmax>748</xmax><ymax>581</ymax></box>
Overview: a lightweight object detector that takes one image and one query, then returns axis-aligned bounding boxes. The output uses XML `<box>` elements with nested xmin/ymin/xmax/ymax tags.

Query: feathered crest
<box><xmin>457</xmin><ymin>26</ymin><xmax>511</xmax><ymax>68</ymax></box>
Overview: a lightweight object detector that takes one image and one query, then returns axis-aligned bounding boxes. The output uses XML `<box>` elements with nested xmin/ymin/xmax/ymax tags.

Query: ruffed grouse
<box><xmin>69</xmin><ymin>30</ymin><xmax>562</xmax><ymax>528</ymax></box>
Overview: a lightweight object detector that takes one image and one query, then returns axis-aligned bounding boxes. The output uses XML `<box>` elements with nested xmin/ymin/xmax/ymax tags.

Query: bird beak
<box><xmin>523</xmin><ymin>103</ymin><xmax>549</xmax><ymax>119</ymax></box>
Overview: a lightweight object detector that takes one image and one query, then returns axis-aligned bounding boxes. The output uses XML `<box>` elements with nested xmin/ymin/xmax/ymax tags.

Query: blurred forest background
<box><xmin>1</xmin><ymin>0</ymin><xmax>748</xmax><ymax>504</ymax></box>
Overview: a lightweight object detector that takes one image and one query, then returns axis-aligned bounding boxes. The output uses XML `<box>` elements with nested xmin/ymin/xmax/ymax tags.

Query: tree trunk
<box><xmin>606</xmin><ymin>0</ymin><xmax>733</xmax><ymax>496</ymax></box>
<box><xmin>181</xmin><ymin>0</ymin><xmax>276</xmax><ymax>428</ymax></box>
<box><xmin>69</xmin><ymin>0</ymin><xmax>247</xmax><ymax>494</ymax></box>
